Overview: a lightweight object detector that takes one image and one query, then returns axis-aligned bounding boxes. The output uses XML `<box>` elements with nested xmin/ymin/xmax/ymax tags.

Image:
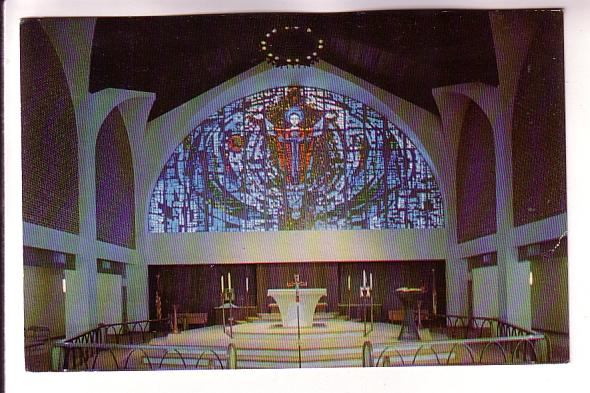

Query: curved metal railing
<box><xmin>51</xmin><ymin>318</ymin><xmax>237</xmax><ymax>371</ymax></box>
<box><xmin>52</xmin><ymin>342</ymin><xmax>234</xmax><ymax>371</ymax></box>
<box><xmin>366</xmin><ymin>315</ymin><xmax>551</xmax><ymax>367</ymax></box>
<box><xmin>52</xmin><ymin>318</ymin><xmax>169</xmax><ymax>370</ymax></box>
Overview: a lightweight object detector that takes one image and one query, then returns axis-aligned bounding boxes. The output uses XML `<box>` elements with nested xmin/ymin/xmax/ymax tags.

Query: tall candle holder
<box><xmin>245</xmin><ymin>277</ymin><xmax>250</xmax><ymax>318</ymax></box>
<box><xmin>245</xmin><ymin>287</ymin><xmax>250</xmax><ymax>319</ymax></box>
<box><xmin>221</xmin><ymin>288</ymin><xmax>235</xmax><ymax>338</ymax></box>
<box><xmin>360</xmin><ymin>286</ymin><xmax>373</xmax><ymax>336</ymax></box>
<box><xmin>171</xmin><ymin>304</ymin><xmax>180</xmax><ymax>334</ymax></box>
<box><xmin>347</xmin><ymin>286</ymin><xmax>352</xmax><ymax>320</ymax></box>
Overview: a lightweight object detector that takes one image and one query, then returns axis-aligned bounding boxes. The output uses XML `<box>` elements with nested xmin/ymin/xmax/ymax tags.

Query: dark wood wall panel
<box><xmin>337</xmin><ymin>261</ymin><xmax>445</xmax><ymax>321</ymax></box>
<box><xmin>148</xmin><ymin>261</ymin><xmax>445</xmax><ymax>324</ymax></box>
<box><xmin>148</xmin><ymin>264</ymin><xmax>256</xmax><ymax>325</ymax></box>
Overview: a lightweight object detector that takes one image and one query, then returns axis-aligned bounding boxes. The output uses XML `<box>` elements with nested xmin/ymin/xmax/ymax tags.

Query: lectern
<box><xmin>396</xmin><ymin>287</ymin><xmax>426</xmax><ymax>341</ymax></box>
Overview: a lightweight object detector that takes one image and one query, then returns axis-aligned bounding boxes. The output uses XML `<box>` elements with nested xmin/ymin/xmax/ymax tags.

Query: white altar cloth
<box><xmin>267</xmin><ymin>288</ymin><xmax>327</xmax><ymax>328</ymax></box>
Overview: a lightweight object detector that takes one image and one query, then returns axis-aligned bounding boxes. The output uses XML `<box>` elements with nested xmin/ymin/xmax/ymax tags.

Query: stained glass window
<box><xmin>148</xmin><ymin>86</ymin><xmax>444</xmax><ymax>232</ymax></box>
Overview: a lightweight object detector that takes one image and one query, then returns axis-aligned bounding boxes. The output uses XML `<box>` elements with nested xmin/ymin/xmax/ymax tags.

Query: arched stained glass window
<box><xmin>148</xmin><ymin>86</ymin><xmax>444</xmax><ymax>232</ymax></box>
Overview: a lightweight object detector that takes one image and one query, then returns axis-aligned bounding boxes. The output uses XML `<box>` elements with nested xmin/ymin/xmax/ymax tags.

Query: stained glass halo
<box><xmin>261</xmin><ymin>26</ymin><xmax>324</xmax><ymax>67</ymax></box>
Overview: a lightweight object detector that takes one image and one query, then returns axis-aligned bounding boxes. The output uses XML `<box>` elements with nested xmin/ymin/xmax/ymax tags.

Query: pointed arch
<box><xmin>96</xmin><ymin>108</ymin><xmax>136</xmax><ymax>248</ymax></box>
<box><xmin>21</xmin><ymin>20</ymin><xmax>80</xmax><ymax>233</ymax></box>
<box><xmin>456</xmin><ymin>100</ymin><xmax>497</xmax><ymax>242</ymax></box>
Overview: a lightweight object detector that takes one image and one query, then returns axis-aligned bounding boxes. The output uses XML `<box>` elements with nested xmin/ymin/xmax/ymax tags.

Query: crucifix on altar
<box><xmin>287</xmin><ymin>274</ymin><xmax>307</xmax><ymax>301</ymax></box>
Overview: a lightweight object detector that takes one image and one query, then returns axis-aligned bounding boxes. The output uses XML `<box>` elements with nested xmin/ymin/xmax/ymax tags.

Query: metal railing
<box><xmin>51</xmin><ymin>318</ymin><xmax>167</xmax><ymax>371</ymax></box>
<box><xmin>363</xmin><ymin>315</ymin><xmax>552</xmax><ymax>367</ymax></box>
<box><xmin>51</xmin><ymin>318</ymin><xmax>238</xmax><ymax>371</ymax></box>
<box><xmin>437</xmin><ymin>314</ymin><xmax>550</xmax><ymax>340</ymax></box>
<box><xmin>52</xmin><ymin>342</ymin><xmax>237</xmax><ymax>371</ymax></box>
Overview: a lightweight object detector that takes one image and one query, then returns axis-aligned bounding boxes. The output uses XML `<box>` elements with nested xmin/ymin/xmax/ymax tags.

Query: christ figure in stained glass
<box><xmin>265</xmin><ymin>91</ymin><xmax>325</xmax><ymax>220</ymax></box>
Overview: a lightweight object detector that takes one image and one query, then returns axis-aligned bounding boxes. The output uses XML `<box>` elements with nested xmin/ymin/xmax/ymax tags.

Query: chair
<box><xmin>178</xmin><ymin>313</ymin><xmax>208</xmax><ymax>330</ymax></box>
<box><xmin>388</xmin><ymin>309</ymin><xmax>404</xmax><ymax>323</ymax></box>
<box><xmin>24</xmin><ymin>325</ymin><xmax>50</xmax><ymax>344</ymax></box>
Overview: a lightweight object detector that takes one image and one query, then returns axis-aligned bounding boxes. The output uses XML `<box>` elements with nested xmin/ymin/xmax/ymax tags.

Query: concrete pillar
<box><xmin>490</xmin><ymin>11</ymin><xmax>541</xmax><ymax>329</ymax></box>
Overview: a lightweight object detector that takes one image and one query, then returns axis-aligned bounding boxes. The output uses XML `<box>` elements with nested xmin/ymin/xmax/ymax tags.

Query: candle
<box><xmin>370</xmin><ymin>273</ymin><xmax>373</xmax><ymax>289</ymax></box>
<box><xmin>221</xmin><ymin>275</ymin><xmax>224</xmax><ymax>292</ymax></box>
<box><xmin>246</xmin><ymin>277</ymin><xmax>249</xmax><ymax>292</ymax></box>
<box><xmin>228</xmin><ymin>272</ymin><xmax>232</xmax><ymax>289</ymax></box>
<box><xmin>347</xmin><ymin>275</ymin><xmax>351</xmax><ymax>291</ymax></box>
<box><xmin>363</xmin><ymin>270</ymin><xmax>367</xmax><ymax>287</ymax></box>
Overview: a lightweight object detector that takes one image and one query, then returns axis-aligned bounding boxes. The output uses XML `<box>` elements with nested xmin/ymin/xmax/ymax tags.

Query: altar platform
<box><xmin>147</xmin><ymin>319</ymin><xmax>438</xmax><ymax>368</ymax></box>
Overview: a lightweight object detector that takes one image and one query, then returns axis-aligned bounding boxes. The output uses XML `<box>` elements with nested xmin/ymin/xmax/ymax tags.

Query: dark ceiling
<box><xmin>89</xmin><ymin>10</ymin><xmax>499</xmax><ymax>120</ymax></box>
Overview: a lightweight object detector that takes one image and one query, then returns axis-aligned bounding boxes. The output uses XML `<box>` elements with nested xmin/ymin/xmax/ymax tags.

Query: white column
<box><xmin>489</xmin><ymin>12</ymin><xmax>540</xmax><ymax>329</ymax></box>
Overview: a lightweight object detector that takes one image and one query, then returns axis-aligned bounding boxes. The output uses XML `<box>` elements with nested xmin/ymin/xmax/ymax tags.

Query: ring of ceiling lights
<box><xmin>260</xmin><ymin>26</ymin><xmax>324</xmax><ymax>67</ymax></box>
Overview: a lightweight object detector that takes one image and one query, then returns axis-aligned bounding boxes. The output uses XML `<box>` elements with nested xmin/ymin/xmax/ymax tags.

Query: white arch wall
<box><xmin>430</xmin><ymin>12</ymin><xmax>568</xmax><ymax>326</ymax></box>
<box><xmin>22</xmin><ymin>18</ymin><xmax>154</xmax><ymax>336</ymax></box>
<box><xmin>136</xmin><ymin>61</ymin><xmax>452</xmax><ymax>266</ymax></box>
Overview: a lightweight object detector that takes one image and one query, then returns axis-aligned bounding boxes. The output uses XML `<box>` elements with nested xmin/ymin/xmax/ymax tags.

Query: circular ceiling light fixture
<box><xmin>260</xmin><ymin>26</ymin><xmax>324</xmax><ymax>67</ymax></box>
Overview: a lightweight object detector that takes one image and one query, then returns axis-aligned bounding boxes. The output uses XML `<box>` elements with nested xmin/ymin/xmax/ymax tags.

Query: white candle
<box><xmin>347</xmin><ymin>275</ymin><xmax>351</xmax><ymax>291</ymax></box>
<box><xmin>228</xmin><ymin>272</ymin><xmax>232</xmax><ymax>289</ymax></box>
<box><xmin>363</xmin><ymin>270</ymin><xmax>367</xmax><ymax>287</ymax></box>
<box><xmin>370</xmin><ymin>273</ymin><xmax>373</xmax><ymax>289</ymax></box>
<box><xmin>221</xmin><ymin>275</ymin><xmax>224</xmax><ymax>292</ymax></box>
<box><xmin>246</xmin><ymin>277</ymin><xmax>249</xmax><ymax>292</ymax></box>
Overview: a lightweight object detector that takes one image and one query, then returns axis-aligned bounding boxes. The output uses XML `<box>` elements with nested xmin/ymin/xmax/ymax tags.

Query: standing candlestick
<box><xmin>431</xmin><ymin>269</ymin><xmax>437</xmax><ymax>316</ymax></box>
<box><xmin>347</xmin><ymin>275</ymin><xmax>352</xmax><ymax>319</ymax></box>
<box><xmin>155</xmin><ymin>274</ymin><xmax>162</xmax><ymax>321</ymax></box>
<box><xmin>172</xmin><ymin>305</ymin><xmax>179</xmax><ymax>334</ymax></box>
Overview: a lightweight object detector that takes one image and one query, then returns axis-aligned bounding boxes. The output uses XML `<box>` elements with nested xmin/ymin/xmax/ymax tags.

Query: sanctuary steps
<box><xmin>137</xmin><ymin>320</ymin><xmax>445</xmax><ymax>369</ymax></box>
<box><xmin>255</xmin><ymin>311</ymin><xmax>339</xmax><ymax>322</ymax></box>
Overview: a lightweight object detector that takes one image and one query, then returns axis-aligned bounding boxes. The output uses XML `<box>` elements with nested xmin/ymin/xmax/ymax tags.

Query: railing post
<box><xmin>98</xmin><ymin>323</ymin><xmax>107</xmax><ymax>344</ymax></box>
<box><xmin>362</xmin><ymin>341</ymin><xmax>374</xmax><ymax>367</ymax></box>
<box><xmin>543</xmin><ymin>334</ymin><xmax>553</xmax><ymax>363</ymax></box>
<box><xmin>227</xmin><ymin>343</ymin><xmax>237</xmax><ymax>369</ymax></box>
<box><xmin>51</xmin><ymin>344</ymin><xmax>65</xmax><ymax>371</ymax></box>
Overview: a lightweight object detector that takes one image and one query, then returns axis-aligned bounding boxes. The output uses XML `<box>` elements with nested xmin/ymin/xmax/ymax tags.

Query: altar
<box><xmin>267</xmin><ymin>288</ymin><xmax>327</xmax><ymax>327</ymax></box>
